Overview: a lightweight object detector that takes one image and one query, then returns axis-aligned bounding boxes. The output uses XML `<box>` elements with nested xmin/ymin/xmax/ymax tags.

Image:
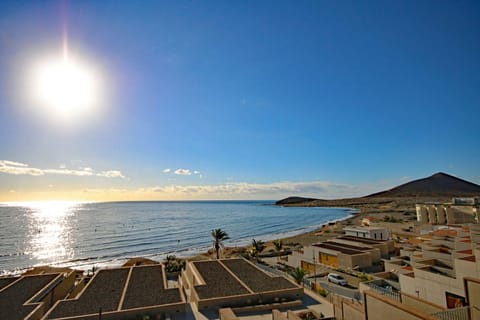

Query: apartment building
<box><xmin>416</xmin><ymin>197</ymin><xmax>479</xmax><ymax>225</ymax></box>
<box><xmin>287</xmin><ymin>236</ymin><xmax>394</xmax><ymax>273</ymax></box>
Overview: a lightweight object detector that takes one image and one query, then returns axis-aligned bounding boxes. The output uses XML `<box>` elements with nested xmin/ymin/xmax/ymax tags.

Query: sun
<box><xmin>31</xmin><ymin>54</ymin><xmax>100</xmax><ymax>121</ymax></box>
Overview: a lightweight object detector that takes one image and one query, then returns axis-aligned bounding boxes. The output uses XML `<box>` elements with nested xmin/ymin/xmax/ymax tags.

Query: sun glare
<box><xmin>31</xmin><ymin>54</ymin><xmax>100</xmax><ymax>121</ymax></box>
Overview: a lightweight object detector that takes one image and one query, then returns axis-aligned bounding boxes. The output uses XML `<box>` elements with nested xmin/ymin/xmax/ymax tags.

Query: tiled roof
<box><xmin>314</xmin><ymin>243</ymin><xmax>368</xmax><ymax>255</ymax></box>
<box><xmin>221</xmin><ymin>259</ymin><xmax>295</xmax><ymax>293</ymax></box>
<box><xmin>0</xmin><ymin>277</ymin><xmax>16</xmax><ymax>291</ymax></box>
<box><xmin>122</xmin><ymin>265</ymin><xmax>182</xmax><ymax>309</ymax></box>
<box><xmin>0</xmin><ymin>273</ymin><xmax>58</xmax><ymax>320</ymax></box>
<box><xmin>193</xmin><ymin>261</ymin><xmax>249</xmax><ymax>299</ymax></box>
<box><xmin>457</xmin><ymin>249</ymin><xmax>473</xmax><ymax>255</ymax></box>
<box><xmin>47</xmin><ymin>268</ymin><xmax>129</xmax><ymax>319</ymax></box>
<box><xmin>339</xmin><ymin>235</ymin><xmax>388</xmax><ymax>244</ymax></box>
<box><xmin>432</xmin><ymin>230</ymin><xmax>457</xmax><ymax>237</ymax></box>
<box><xmin>47</xmin><ymin>265</ymin><xmax>184</xmax><ymax>319</ymax></box>
<box><xmin>460</xmin><ymin>255</ymin><xmax>476</xmax><ymax>262</ymax></box>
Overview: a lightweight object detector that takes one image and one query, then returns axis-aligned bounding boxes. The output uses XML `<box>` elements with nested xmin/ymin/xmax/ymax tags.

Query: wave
<box><xmin>0</xmin><ymin>201</ymin><xmax>352</xmax><ymax>275</ymax></box>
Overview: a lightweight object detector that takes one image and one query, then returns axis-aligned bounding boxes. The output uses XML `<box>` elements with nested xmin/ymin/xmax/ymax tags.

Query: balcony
<box><xmin>431</xmin><ymin>306</ymin><xmax>471</xmax><ymax>320</ymax></box>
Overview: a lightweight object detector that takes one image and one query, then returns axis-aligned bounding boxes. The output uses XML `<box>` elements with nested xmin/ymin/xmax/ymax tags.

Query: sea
<box><xmin>0</xmin><ymin>201</ymin><xmax>354</xmax><ymax>275</ymax></box>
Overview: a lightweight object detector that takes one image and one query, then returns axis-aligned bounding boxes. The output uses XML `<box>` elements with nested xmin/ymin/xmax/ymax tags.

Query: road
<box><xmin>305</xmin><ymin>277</ymin><xmax>362</xmax><ymax>301</ymax></box>
<box><xmin>257</xmin><ymin>262</ymin><xmax>362</xmax><ymax>301</ymax></box>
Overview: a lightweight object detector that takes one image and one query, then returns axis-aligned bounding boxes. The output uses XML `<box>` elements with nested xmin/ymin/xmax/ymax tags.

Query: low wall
<box><xmin>232</xmin><ymin>300</ymin><xmax>302</xmax><ymax>314</ymax></box>
<box><xmin>401</xmin><ymin>292</ymin><xmax>444</xmax><ymax>314</ymax></box>
<box><xmin>29</xmin><ymin>273</ymin><xmax>77</xmax><ymax>320</ymax></box>
<box><xmin>342</xmin><ymin>300</ymin><xmax>365</xmax><ymax>320</ymax></box>
<box><xmin>364</xmin><ymin>291</ymin><xmax>437</xmax><ymax>320</ymax></box>
<box><xmin>44</xmin><ymin>302</ymin><xmax>187</xmax><ymax>320</ymax></box>
<box><xmin>219</xmin><ymin>308</ymin><xmax>239</xmax><ymax>320</ymax></box>
<box><xmin>196</xmin><ymin>288</ymin><xmax>303</xmax><ymax>310</ymax></box>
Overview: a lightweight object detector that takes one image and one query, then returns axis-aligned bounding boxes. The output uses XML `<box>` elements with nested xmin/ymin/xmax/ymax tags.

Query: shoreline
<box><xmin>189</xmin><ymin>208</ymin><xmax>362</xmax><ymax>261</ymax></box>
<box><xmin>190</xmin><ymin>206</ymin><xmax>415</xmax><ymax>261</ymax></box>
<box><xmin>6</xmin><ymin>206</ymin><xmax>415</xmax><ymax>275</ymax></box>
<box><xmin>4</xmin><ymin>207</ymin><xmax>357</xmax><ymax>276</ymax></box>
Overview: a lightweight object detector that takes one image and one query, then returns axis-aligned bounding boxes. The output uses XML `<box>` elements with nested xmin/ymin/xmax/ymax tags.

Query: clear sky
<box><xmin>1</xmin><ymin>1</ymin><xmax>479</xmax><ymax>201</ymax></box>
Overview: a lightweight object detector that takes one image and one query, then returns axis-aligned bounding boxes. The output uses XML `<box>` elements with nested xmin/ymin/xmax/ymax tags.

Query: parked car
<box><xmin>327</xmin><ymin>273</ymin><xmax>348</xmax><ymax>286</ymax></box>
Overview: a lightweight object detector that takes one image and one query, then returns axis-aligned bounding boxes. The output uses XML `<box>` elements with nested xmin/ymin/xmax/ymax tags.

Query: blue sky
<box><xmin>0</xmin><ymin>1</ymin><xmax>479</xmax><ymax>201</ymax></box>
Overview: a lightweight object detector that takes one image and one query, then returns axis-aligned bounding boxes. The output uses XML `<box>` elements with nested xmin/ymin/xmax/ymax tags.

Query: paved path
<box><xmin>304</xmin><ymin>277</ymin><xmax>361</xmax><ymax>301</ymax></box>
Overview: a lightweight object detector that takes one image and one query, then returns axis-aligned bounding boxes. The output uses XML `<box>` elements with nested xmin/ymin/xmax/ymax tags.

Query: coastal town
<box><xmin>1</xmin><ymin>173</ymin><xmax>480</xmax><ymax>320</ymax></box>
<box><xmin>1</xmin><ymin>1</ymin><xmax>479</xmax><ymax>319</ymax></box>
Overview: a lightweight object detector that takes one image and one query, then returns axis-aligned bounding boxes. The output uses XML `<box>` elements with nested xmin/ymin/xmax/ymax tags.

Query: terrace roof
<box><xmin>121</xmin><ymin>265</ymin><xmax>181</xmax><ymax>309</ymax></box>
<box><xmin>221</xmin><ymin>259</ymin><xmax>296</xmax><ymax>293</ymax></box>
<box><xmin>0</xmin><ymin>277</ymin><xmax>16</xmax><ymax>291</ymax></box>
<box><xmin>460</xmin><ymin>255</ymin><xmax>476</xmax><ymax>262</ymax></box>
<box><xmin>46</xmin><ymin>265</ymin><xmax>184</xmax><ymax>319</ymax></box>
<box><xmin>457</xmin><ymin>249</ymin><xmax>473</xmax><ymax>255</ymax></box>
<box><xmin>326</xmin><ymin>240</ymin><xmax>373</xmax><ymax>251</ymax></box>
<box><xmin>191</xmin><ymin>259</ymin><xmax>299</xmax><ymax>300</ymax></box>
<box><xmin>0</xmin><ymin>273</ymin><xmax>59</xmax><ymax>320</ymax></box>
<box><xmin>47</xmin><ymin>268</ymin><xmax>129</xmax><ymax>319</ymax></box>
<box><xmin>193</xmin><ymin>261</ymin><xmax>249</xmax><ymax>299</ymax></box>
<box><xmin>313</xmin><ymin>243</ymin><xmax>367</xmax><ymax>255</ymax></box>
<box><xmin>339</xmin><ymin>235</ymin><xmax>388</xmax><ymax>244</ymax></box>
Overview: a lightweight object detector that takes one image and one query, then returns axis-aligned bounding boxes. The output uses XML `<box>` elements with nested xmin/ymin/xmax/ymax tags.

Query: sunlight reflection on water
<box><xmin>25</xmin><ymin>201</ymin><xmax>77</xmax><ymax>263</ymax></box>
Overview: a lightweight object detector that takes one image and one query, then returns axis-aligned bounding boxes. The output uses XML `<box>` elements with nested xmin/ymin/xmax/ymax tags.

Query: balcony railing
<box><xmin>365</xmin><ymin>282</ymin><xmax>401</xmax><ymax>302</ymax></box>
<box><xmin>431</xmin><ymin>306</ymin><xmax>470</xmax><ymax>320</ymax></box>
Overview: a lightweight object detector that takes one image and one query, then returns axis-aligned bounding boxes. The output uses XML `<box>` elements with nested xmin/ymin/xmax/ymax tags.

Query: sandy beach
<box><xmin>190</xmin><ymin>207</ymin><xmax>416</xmax><ymax>261</ymax></box>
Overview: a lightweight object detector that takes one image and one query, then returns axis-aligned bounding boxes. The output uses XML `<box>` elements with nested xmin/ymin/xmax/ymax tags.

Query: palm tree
<box><xmin>164</xmin><ymin>255</ymin><xmax>182</xmax><ymax>272</ymax></box>
<box><xmin>250</xmin><ymin>239</ymin><xmax>265</xmax><ymax>261</ymax></box>
<box><xmin>273</xmin><ymin>239</ymin><xmax>283</xmax><ymax>261</ymax></box>
<box><xmin>290</xmin><ymin>267</ymin><xmax>307</xmax><ymax>286</ymax></box>
<box><xmin>252</xmin><ymin>239</ymin><xmax>265</xmax><ymax>255</ymax></box>
<box><xmin>211</xmin><ymin>228</ymin><xmax>230</xmax><ymax>259</ymax></box>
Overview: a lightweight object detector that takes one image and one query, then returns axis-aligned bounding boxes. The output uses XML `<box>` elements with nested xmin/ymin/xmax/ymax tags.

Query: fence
<box><xmin>431</xmin><ymin>306</ymin><xmax>470</xmax><ymax>320</ymax></box>
<box><xmin>365</xmin><ymin>282</ymin><xmax>401</xmax><ymax>302</ymax></box>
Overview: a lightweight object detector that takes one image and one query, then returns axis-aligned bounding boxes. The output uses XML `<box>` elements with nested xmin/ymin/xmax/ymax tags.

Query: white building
<box><xmin>343</xmin><ymin>226</ymin><xmax>390</xmax><ymax>240</ymax></box>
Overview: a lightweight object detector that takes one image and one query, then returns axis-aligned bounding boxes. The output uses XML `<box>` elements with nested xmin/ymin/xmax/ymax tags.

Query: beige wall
<box><xmin>341</xmin><ymin>301</ymin><xmax>365</xmax><ymax>320</ymax></box>
<box><xmin>465</xmin><ymin>278</ymin><xmax>480</xmax><ymax>320</ymax></box>
<box><xmin>196</xmin><ymin>289</ymin><xmax>304</xmax><ymax>310</ymax></box>
<box><xmin>338</xmin><ymin>253</ymin><xmax>372</xmax><ymax>269</ymax></box>
<box><xmin>364</xmin><ymin>291</ymin><xmax>437</xmax><ymax>320</ymax></box>
<box><xmin>400</xmin><ymin>293</ymin><xmax>444</xmax><ymax>314</ymax></box>
<box><xmin>219</xmin><ymin>308</ymin><xmax>240</xmax><ymax>320</ymax></box>
<box><xmin>42</xmin><ymin>302</ymin><xmax>186</xmax><ymax>320</ymax></box>
<box><xmin>272</xmin><ymin>309</ymin><xmax>288</xmax><ymax>320</ymax></box>
<box><xmin>286</xmin><ymin>251</ymin><xmax>303</xmax><ymax>269</ymax></box>
<box><xmin>287</xmin><ymin>310</ymin><xmax>302</xmax><ymax>320</ymax></box>
<box><xmin>416</xmin><ymin>204</ymin><xmax>477</xmax><ymax>224</ymax></box>
<box><xmin>28</xmin><ymin>273</ymin><xmax>77</xmax><ymax>320</ymax></box>
<box><xmin>455</xmin><ymin>257</ymin><xmax>479</xmax><ymax>279</ymax></box>
<box><xmin>399</xmin><ymin>262</ymin><xmax>470</xmax><ymax>308</ymax></box>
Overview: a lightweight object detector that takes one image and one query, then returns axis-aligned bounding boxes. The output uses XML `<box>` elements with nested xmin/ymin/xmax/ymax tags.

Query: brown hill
<box><xmin>366</xmin><ymin>172</ymin><xmax>480</xmax><ymax>198</ymax></box>
<box><xmin>276</xmin><ymin>172</ymin><xmax>480</xmax><ymax>212</ymax></box>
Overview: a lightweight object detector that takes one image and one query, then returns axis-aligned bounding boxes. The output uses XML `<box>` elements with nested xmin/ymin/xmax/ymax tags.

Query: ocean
<box><xmin>0</xmin><ymin>201</ymin><xmax>354</xmax><ymax>275</ymax></box>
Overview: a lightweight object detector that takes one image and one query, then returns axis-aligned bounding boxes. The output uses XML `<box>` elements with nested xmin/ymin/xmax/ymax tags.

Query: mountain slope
<box><xmin>366</xmin><ymin>172</ymin><xmax>480</xmax><ymax>198</ymax></box>
<box><xmin>276</xmin><ymin>172</ymin><xmax>480</xmax><ymax>211</ymax></box>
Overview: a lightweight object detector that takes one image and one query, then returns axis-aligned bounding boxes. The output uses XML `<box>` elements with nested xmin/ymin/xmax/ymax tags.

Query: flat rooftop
<box><xmin>344</xmin><ymin>226</ymin><xmax>387</xmax><ymax>231</ymax></box>
<box><xmin>221</xmin><ymin>259</ymin><xmax>295</xmax><ymax>292</ymax></box>
<box><xmin>0</xmin><ymin>273</ymin><xmax>59</xmax><ymax>320</ymax></box>
<box><xmin>0</xmin><ymin>277</ymin><xmax>16</xmax><ymax>290</ymax></box>
<box><xmin>326</xmin><ymin>240</ymin><xmax>373</xmax><ymax>251</ymax></box>
<box><xmin>122</xmin><ymin>265</ymin><xmax>182</xmax><ymax>309</ymax></box>
<box><xmin>340</xmin><ymin>235</ymin><xmax>389</xmax><ymax>244</ymax></box>
<box><xmin>191</xmin><ymin>259</ymin><xmax>299</xmax><ymax>300</ymax></box>
<box><xmin>46</xmin><ymin>265</ymin><xmax>184</xmax><ymax>319</ymax></box>
<box><xmin>313</xmin><ymin>242</ymin><xmax>369</xmax><ymax>255</ymax></box>
<box><xmin>193</xmin><ymin>260</ymin><xmax>249</xmax><ymax>299</ymax></box>
<box><xmin>47</xmin><ymin>268</ymin><xmax>129</xmax><ymax>319</ymax></box>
